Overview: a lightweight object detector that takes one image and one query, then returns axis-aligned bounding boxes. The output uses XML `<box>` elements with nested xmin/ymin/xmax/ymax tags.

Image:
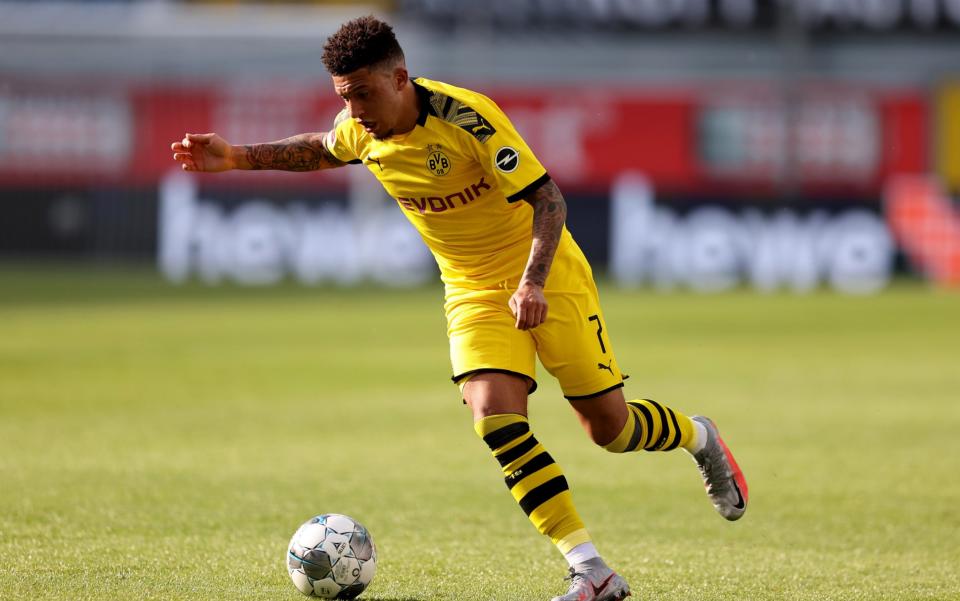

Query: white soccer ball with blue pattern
<box><xmin>287</xmin><ymin>514</ymin><xmax>377</xmax><ymax>599</ymax></box>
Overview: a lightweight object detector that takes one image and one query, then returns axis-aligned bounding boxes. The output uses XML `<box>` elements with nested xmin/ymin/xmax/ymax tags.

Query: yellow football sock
<box><xmin>475</xmin><ymin>413</ymin><xmax>591</xmax><ymax>554</ymax></box>
<box><xmin>603</xmin><ymin>399</ymin><xmax>697</xmax><ymax>453</ymax></box>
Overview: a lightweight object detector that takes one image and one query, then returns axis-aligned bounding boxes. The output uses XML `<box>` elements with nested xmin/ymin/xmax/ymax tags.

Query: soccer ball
<box><xmin>287</xmin><ymin>514</ymin><xmax>377</xmax><ymax>599</ymax></box>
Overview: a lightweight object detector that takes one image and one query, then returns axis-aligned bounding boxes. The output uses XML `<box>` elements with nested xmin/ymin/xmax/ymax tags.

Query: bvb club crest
<box><xmin>426</xmin><ymin>143</ymin><xmax>452</xmax><ymax>176</ymax></box>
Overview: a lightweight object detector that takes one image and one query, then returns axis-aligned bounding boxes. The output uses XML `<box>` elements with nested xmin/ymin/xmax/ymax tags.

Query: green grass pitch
<box><xmin>1</xmin><ymin>266</ymin><xmax>958</xmax><ymax>601</ymax></box>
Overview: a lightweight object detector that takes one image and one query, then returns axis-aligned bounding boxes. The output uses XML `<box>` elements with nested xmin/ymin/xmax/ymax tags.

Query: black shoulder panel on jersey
<box><xmin>423</xmin><ymin>87</ymin><xmax>497</xmax><ymax>143</ymax></box>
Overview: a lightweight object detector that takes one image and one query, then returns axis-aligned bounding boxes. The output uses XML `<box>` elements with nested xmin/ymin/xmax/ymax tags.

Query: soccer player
<box><xmin>171</xmin><ymin>16</ymin><xmax>748</xmax><ymax>601</ymax></box>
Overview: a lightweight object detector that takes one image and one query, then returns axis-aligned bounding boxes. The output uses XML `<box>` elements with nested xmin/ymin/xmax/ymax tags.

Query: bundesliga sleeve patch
<box><xmin>495</xmin><ymin>146</ymin><xmax>520</xmax><ymax>173</ymax></box>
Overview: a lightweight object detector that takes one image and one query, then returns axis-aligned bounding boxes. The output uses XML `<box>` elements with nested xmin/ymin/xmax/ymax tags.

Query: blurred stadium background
<box><xmin>2</xmin><ymin>3</ymin><xmax>960</xmax><ymax>601</ymax></box>
<box><xmin>1</xmin><ymin>0</ymin><xmax>959</xmax><ymax>290</ymax></box>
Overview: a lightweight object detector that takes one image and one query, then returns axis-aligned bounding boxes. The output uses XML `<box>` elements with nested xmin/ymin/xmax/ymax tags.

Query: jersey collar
<box><xmin>412</xmin><ymin>79</ymin><xmax>431</xmax><ymax>127</ymax></box>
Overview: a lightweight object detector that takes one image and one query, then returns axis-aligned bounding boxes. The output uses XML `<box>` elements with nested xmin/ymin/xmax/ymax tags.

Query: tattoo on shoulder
<box><xmin>244</xmin><ymin>134</ymin><xmax>344</xmax><ymax>171</ymax></box>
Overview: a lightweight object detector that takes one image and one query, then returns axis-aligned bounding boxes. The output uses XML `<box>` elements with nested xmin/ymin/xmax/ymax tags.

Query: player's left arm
<box><xmin>509</xmin><ymin>179</ymin><xmax>566</xmax><ymax>331</ymax></box>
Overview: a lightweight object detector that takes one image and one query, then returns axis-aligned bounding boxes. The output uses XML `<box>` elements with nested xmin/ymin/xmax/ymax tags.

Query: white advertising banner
<box><xmin>158</xmin><ymin>171</ymin><xmax>434</xmax><ymax>287</ymax></box>
<box><xmin>610</xmin><ymin>173</ymin><xmax>894</xmax><ymax>294</ymax></box>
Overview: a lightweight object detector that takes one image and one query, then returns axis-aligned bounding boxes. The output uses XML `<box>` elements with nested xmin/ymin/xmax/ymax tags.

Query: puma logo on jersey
<box><xmin>598</xmin><ymin>360</ymin><xmax>614</xmax><ymax>374</ymax></box>
<box><xmin>397</xmin><ymin>176</ymin><xmax>492</xmax><ymax>214</ymax></box>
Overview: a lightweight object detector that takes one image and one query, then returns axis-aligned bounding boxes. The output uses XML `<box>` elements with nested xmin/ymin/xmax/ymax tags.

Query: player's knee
<box><xmin>462</xmin><ymin>372</ymin><xmax>530</xmax><ymax>422</ymax></box>
<box><xmin>468</xmin><ymin>401</ymin><xmax>505</xmax><ymax>420</ymax></box>
<box><xmin>467</xmin><ymin>398</ymin><xmax>529</xmax><ymax>427</ymax></box>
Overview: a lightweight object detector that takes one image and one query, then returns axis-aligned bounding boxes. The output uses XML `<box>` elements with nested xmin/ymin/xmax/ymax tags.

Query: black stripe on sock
<box><xmin>518</xmin><ymin>475</ymin><xmax>569</xmax><ymax>516</ymax></box>
<box><xmin>662</xmin><ymin>407</ymin><xmax>683</xmax><ymax>451</ymax></box>
<box><xmin>482</xmin><ymin>421</ymin><xmax>530</xmax><ymax>451</ymax></box>
<box><xmin>504</xmin><ymin>452</ymin><xmax>555</xmax><ymax>490</ymax></box>
<box><xmin>495</xmin><ymin>434</ymin><xmax>538</xmax><ymax>467</ymax></box>
<box><xmin>623</xmin><ymin>407</ymin><xmax>644</xmax><ymax>453</ymax></box>
<box><xmin>628</xmin><ymin>401</ymin><xmax>656</xmax><ymax>450</ymax></box>
<box><xmin>644</xmin><ymin>399</ymin><xmax>670</xmax><ymax>451</ymax></box>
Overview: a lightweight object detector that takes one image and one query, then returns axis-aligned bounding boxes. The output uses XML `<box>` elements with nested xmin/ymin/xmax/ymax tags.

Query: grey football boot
<box><xmin>551</xmin><ymin>557</ymin><xmax>631</xmax><ymax>601</ymax></box>
<box><xmin>690</xmin><ymin>416</ymin><xmax>748</xmax><ymax>521</ymax></box>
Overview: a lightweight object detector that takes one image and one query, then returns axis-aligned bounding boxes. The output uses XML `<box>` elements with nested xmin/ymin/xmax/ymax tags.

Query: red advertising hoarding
<box><xmin>0</xmin><ymin>78</ymin><xmax>928</xmax><ymax>196</ymax></box>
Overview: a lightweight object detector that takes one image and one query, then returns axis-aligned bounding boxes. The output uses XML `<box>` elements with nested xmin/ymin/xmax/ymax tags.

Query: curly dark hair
<box><xmin>322</xmin><ymin>16</ymin><xmax>405</xmax><ymax>76</ymax></box>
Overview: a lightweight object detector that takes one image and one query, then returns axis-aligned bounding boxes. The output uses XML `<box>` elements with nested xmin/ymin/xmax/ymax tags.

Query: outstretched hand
<box><xmin>509</xmin><ymin>281</ymin><xmax>548</xmax><ymax>330</ymax></box>
<box><xmin>171</xmin><ymin>133</ymin><xmax>235</xmax><ymax>172</ymax></box>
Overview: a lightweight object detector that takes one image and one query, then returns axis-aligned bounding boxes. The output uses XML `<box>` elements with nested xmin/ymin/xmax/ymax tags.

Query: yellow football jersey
<box><xmin>324</xmin><ymin>77</ymin><xmax>570</xmax><ymax>288</ymax></box>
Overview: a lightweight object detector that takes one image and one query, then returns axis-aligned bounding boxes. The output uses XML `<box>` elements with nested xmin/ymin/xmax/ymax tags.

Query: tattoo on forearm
<box><xmin>521</xmin><ymin>180</ymin><xmax>566</xmax><ymax>287</ymax></box>
<box><xmin>244</xmin><ymin>134</ymin><xmax>343</xmax><ymax>171</ymax></box>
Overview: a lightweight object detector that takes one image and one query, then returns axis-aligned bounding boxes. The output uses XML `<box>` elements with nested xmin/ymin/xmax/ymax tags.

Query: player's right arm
<box><xmin>171</xmin><ymin>132</ymin><xmax>347</xmax><ymax>172</ymax></box>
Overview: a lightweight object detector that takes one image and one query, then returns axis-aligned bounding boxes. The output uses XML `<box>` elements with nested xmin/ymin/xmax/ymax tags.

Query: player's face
<box><xmin>332</xmin><ymin>66</ymin><xmax>406</xmax><ymax>140</ymax></box>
